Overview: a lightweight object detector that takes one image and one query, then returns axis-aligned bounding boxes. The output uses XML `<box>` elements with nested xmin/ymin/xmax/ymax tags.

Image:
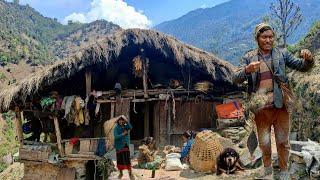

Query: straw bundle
<box><xmin>132</xmin><ymin>56</ymin><xmax>143</xmax><ymax>77</ymax></box>
<box><xmin>194</xmin><ymin>81</ymin><xmax>213</xmax><ymax>93</ymax></box>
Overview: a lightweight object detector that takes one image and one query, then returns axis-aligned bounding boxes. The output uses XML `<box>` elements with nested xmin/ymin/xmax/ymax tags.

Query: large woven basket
<box><xmin>103</xmin><ymin>117</ymin><xmax>118</xmax><ymax>148</ymax></box>
<box><xmin>189</xmin><ymin>130</ymin><xmax>223</xmax><ymax>173</ymax></box>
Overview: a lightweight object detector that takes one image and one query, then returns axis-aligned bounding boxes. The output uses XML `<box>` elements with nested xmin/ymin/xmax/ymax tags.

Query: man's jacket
<box><xmin>233</xmin><ymin>47</ymin><xmax>314</xmax><ymax>108</ymax></box>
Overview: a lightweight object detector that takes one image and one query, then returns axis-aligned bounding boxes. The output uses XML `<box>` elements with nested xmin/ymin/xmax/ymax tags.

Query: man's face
<box><xmin>257</xmin><ymin>30</ymin><xmax>274</xmax><ymax>52</ymax></box>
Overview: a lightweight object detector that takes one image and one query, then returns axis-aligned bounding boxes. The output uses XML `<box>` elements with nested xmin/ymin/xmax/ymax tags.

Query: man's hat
<box><xmin>255</xmin><ymin>23</ymin><xmax>273</xmax><ymax>40</ymax></box>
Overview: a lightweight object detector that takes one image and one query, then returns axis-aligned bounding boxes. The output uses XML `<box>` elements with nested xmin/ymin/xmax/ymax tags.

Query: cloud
<box><xmin>62</xmin><ymin>0</ymin><xmax>151</xmax><ymax>29</ymax></box>
<box><xmin>200</xmin><ymin>4</ymin><xmax>207</xmax><ymax>9</ymax></box>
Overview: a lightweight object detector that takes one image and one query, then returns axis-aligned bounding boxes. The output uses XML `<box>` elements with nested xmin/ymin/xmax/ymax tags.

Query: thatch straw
<box><xmin>0</xmin><ymin>28</ymin><xmax>236</xmax><ymax>111</ymax></box>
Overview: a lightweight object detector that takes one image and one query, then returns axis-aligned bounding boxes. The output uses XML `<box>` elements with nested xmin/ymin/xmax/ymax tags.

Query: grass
<box><xmin>0</xmin><ymin>111</ymin><xmax>19</xmax><ymax>172</ymax></box>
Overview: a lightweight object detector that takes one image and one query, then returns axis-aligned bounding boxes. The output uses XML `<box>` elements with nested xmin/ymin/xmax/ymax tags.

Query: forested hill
<box><xmin>155</xmin><ymin>0</ymin><xmax>320</xmax><ymax>65</ymax></box>
<box><xmin>0</xmin><ymin>0</ymin><xmax>121</xmax><ymax>89</ymax></box>
<box><xmin>0</xmin><ymin>0</ymin><xmax>121</xmax><ymax>66</ymax></box>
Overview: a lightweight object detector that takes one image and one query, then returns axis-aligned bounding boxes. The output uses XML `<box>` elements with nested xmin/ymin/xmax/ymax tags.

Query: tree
<box><xmin>270</xmin><ymin>0</ymin><xmax>303</xmax><ymax>47</ymax></box>
<box><xmin>13</xmin><ymin>0</ymin><xmax>19</xmax><ymax>4</ymax></box>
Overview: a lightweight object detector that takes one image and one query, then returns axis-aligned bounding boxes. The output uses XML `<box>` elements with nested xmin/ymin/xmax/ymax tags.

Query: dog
<box><xmin>216</xmin><ymin>148</ymin><xmax>244</xmax><ymax>176</ymax></box>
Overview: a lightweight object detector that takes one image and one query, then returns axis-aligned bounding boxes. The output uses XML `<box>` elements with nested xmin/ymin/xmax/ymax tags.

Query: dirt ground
<box><xmin>109</xmin><ymin>129</ymin><xmax>279</xmax><ymax>180</ymax></box>
<box><xmin>109</xmin><ymin>158</ymin><xmax>260</xmax><ymax>180</ymax></box>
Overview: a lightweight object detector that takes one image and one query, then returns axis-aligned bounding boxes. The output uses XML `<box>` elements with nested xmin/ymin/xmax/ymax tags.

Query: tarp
<box><xmin>215</xmin><ymin>100</ymin><xmax>244</xmax><ymax>119</ymax></box>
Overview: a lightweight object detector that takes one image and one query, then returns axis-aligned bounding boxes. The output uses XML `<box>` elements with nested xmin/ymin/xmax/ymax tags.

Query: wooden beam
<box><xmin>97</xmin><ymin>98</ymin><xmax>160</xmax><ymax>103</ymax></box>
<box><xmin>14</xmin><ymin>110</ymin><xmax>24</xmax><ymax>147</ymax></box>
<box><xmin>53</xmin><ymin>116</ymin><xmax>64</xmax><ymax>156</ymax></box>
<box><xmin>144</xmin><ymin>102</ymin><xmax>150</xmax><ymax>137</ymax></box>
<box><xmin>101</xmin><ymin>89</ymin><xmax>199</xmax><ymax>98</ymax></box>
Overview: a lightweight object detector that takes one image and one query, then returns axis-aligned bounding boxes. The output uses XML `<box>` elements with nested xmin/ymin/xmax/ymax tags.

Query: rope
<box><xmin>133</xmin><ymin>90</ymin><xmax>137</xmax><ymax>114</ymax></box>
<box><xmin>170</xmin><ymin>90</ymin><xmax>176</xmax><ymax>120</ymax></box>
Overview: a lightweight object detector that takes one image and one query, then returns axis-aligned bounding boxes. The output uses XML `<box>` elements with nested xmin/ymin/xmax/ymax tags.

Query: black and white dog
<box><xmin>216</xmin><ymin>148</ymin><xmax>245</xmax><ymax>175</ymax></box>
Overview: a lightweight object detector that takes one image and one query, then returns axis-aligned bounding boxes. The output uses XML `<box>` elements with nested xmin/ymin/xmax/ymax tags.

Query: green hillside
<box><xmin>289</xmin><ymin>21</ymin><xmax>320</xmax><ymax>141</ymax></box>
<box><xmin>0</xmin><ymin>0</ymin><xmax>82</xmax><ymax>65</ymax></box>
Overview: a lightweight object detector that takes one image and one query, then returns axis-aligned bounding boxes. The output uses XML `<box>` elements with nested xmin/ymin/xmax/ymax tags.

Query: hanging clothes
<box><xmin>61</xmin><ymin>96</ymin><xmax>76</xmax><ymax>119</ymax></box>
<box><xmin>74</xmin><ymin>97</ymin><xmax>85</xmax><ymax>126</ymax></box>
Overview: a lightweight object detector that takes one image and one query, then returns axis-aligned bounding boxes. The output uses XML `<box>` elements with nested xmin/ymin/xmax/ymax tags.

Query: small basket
<box><xmin>189</xmin><ymin>130</ymin><xmax>223</xmax><ymax>173</ymax></box>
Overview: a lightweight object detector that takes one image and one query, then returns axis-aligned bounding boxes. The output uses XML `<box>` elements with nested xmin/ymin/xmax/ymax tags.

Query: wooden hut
<box><xmin>0</xmin><ymin>29</ymin><xmax>237</xmax><ymax>179</ymax></box>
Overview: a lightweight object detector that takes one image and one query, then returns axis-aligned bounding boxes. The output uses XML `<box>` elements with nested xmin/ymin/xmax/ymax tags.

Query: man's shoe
<box><xmin>279</xmin><ymin>171</ymin><xmax>290</xmax><ymax>180</ymax></box>
<box><xmin>254</xmin><ymin>166</ymin><xmax>273</xmax><ymax>179</ymax></box>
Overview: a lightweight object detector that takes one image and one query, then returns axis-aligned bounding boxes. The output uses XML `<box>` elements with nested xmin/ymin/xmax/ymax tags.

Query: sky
<box><xmin>7</xmin><ymin>0</ymin><xmax>230</xmax><ymax>28</ymax></box>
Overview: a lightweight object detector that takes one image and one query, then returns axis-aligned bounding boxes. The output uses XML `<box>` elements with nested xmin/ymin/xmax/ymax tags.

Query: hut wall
<box><xmin>115</xmin><ymin>98</ymin><xmax>130</xmax><ymax>119</ymax></box>
<box><xmin>155</xmin><ymin>100</ymin><xmax>218</xmax><ymax>146</ymax></box>
<box><xmin>154</xmin><ymin>101</ymin><xmax>167</xmax><ymax>146</ymax></box>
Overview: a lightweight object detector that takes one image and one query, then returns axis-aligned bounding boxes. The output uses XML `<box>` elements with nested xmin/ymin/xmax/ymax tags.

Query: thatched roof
<box><xmin>0</xmin><ymin>28</ymin><xmax>236</xmax><ymax>111</ymax></box>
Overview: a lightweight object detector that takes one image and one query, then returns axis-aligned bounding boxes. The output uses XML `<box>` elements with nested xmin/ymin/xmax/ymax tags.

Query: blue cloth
<box><xmin>181</xmin><ymin>139</ymin><xmax>194</xmax><ymax>159</ymax></box>
<box><xmin>114</xmin><ymin>122</ymin><xmax>132</xmax><ymax>150</ymax></box>
<box><xmin>233</xmin><ymin>48</ymin><xmax>314</xmax><ymax>108</ymax></box>
<box><xmin>95</xmin><ymin>138</ymin><xmax>107</xmax><ymax>157</ymax></box>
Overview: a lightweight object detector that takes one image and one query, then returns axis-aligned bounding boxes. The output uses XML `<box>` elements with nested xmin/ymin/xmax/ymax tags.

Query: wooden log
<box><xmin>53</xmin><ymin>116</ymin><xmax>65</xmax><ymax>156</ymax></box>
<box><xmin>14</xmin><ymin>110</ymin><xmax>24</xmax><ymax>147</ymax></box>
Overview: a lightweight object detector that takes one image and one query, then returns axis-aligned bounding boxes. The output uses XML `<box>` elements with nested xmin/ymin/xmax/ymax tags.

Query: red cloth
<box><xmin>215</xmin><ymin>100</ymin><xmax>244</xmax><ymax>119</ymax></box>
<box><xmin>69</xmin><ymin>137</ymin><xmax>79</xmax><ymax>145</ymax></box>
<box><xmin>117</xmin><ymin>164</ymin><xmax>132</xmax><ymax>171</ymax></box>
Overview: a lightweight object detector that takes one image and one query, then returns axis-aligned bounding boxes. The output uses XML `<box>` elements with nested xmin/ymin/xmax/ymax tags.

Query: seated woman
<box><xmin>137</xmin><ymin>137</ymin><xmax>162</xmax><ymax>170</ymax></box>
<box><xmin>180</xmin><ymin>130</ymin><xmax>195</xmax><ymax>164</ymax></box>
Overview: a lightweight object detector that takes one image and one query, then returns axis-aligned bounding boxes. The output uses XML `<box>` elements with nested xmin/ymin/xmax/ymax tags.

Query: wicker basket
<box><xmin>189</xmin><ymin>130</ymin><xmax>223</xmax><ymax>173</ymax></box>
<box><xmin>103</xmin><ymin>117</ymin><xmax>118</xmax><ymax>148</ymax></box>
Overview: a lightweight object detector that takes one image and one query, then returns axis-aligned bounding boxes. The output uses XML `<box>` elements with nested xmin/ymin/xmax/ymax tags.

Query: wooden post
<box><xmin>144</xmin><ymin>102</ymin><xmax>150</xmax><ymax>137</ymax></box>
<box><xmin>85</xmin><ymin>70</ymin><xmax>92</xmax><ymax>96</ymax></box>
<box><xmin>85</xmin><ymin>70</ymin><xmax>92</xmax><ymax>125</ymax></box>
<box><xmin>142</xmin><ymin>58</ymin><xmax>148</xmax><ymax>99</ymax></box>
<box><xmin>167</xmin><ymin>102</ymin><xmax>171</xmax><ymax>144</ymax></box>
<box><xmin>53</xmin><ymin>116</ymin><xmax>64</xmax><ymax>156</ymax></box>
<box><xmin>110</xmin><ymin>102</ymin><xmax>115</xmax><ymax>118</ymax></box>
<box><xmin>14</xmin><ymin>109</ymin><xmax>24</xmax><ymax>147</ymax></box>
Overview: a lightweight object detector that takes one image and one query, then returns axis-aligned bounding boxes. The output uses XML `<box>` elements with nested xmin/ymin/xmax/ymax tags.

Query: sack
<box><xmin>277</xmin><ymin>81</ymin><xmax>295</xmax><ymax>108</ymax></box>
<box><xmin>165</xmin><ymin>153</ymin><xmax>183</xmax><ymax>171</ymax></box>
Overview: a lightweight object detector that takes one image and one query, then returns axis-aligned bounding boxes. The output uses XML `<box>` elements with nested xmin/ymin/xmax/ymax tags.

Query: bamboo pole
<box><xmin>53</xmin><ymin>116</ymin><xmax>64</xmax><ymax>156</ymax></box>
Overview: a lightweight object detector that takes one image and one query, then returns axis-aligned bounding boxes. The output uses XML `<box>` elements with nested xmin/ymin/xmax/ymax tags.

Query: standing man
<box><xmin>233</xmin><ymin>23</ymin><xmax>314</xmax><ymax>179</ymax></box>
